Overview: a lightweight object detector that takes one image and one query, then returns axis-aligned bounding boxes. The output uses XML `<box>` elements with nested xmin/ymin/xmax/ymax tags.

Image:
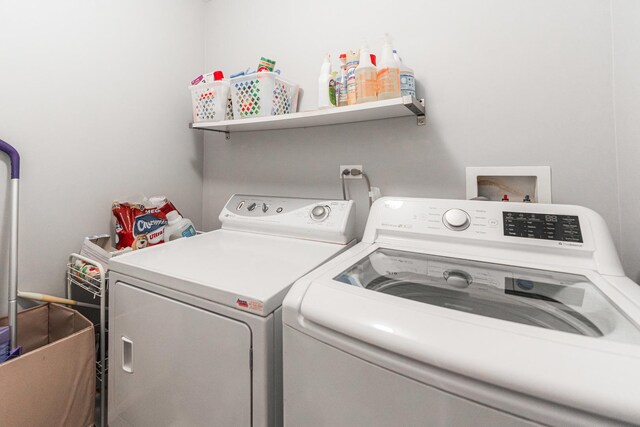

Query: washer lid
<box><xmin>109</xmin><ymin>229</ymin><xmax>350</xmax><ymax>316</ymax></box>
<box><xmin>333</xmin><ymin>248</ymin><xmax>640</xmax><ymax>343</ymax></box>
<box><xmin>291</xmin><ymin>245</ymin><xmax>640</xmax><ymax>424</ymax></box>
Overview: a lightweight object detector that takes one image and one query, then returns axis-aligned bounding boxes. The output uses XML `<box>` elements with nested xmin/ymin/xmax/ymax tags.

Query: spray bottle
<box><xmin>355</xmin><ymin>44</ymin><xmax>377</xmax><ymax>104</ymax></box>
<box><xmin>345</xmin><ymin>49</ymin><xmax>359</xmax><ymax>105</ymax></box>
<box><xmin>377</xmin><ymin>33</ymin><xmax>401</xmax><ymax>100</ymax></box>
<box><xmin>336</xmin><ymin>53</ymin><xmax>348</xmax><ymax>107</ymax></box>
<box><xmin>393</xmin><ymin>50</ymin><xmax>416</xmax><ymax>97</ymax></box>
<box><xmin>318</xmin><ymin>54</ymin><xmax>336</xmax><ymax>109</ymax></box>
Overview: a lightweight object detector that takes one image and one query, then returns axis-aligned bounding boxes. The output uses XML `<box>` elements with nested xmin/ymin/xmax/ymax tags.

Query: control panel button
<box><xmin>247</xmin><ymin>203</ymin><xmax>257</xmax><ymax>212</ymax></box>
<box><xmin>276</xmin><ymin>207</ymin><xmax>283</xmax><ymax>213</ymax></box>
<box><xmin>443</xmin><ymin>209</ymin><xmax>470</xmax><ymax>231</ymax></box>
<box><xmin>310</xmin><ymin>205</ymin><xmax>330</xmax><ymax>221</ymax></box>
<box><xmin>236</xmin><ymin>201</ymin><xmax>245</xmax><ymax>211</ymax></box>
<box><xmin>262</xmin><ymin>203</ymin><xmax>269</xmax><ymax>213</ymax></box>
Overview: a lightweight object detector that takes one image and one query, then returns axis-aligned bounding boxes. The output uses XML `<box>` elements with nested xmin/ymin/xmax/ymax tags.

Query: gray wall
<box><xmin>0</xmin><ymin>0</ymin><xmax>206</xmax><ymax>316</ymax></box>
<box><xmin>613</xmin><ymin>0</ymin><xmax>640</xmax><ymax>282</ymax></box>
<box><xmin>1</xmin><ymin>0</ymin><xmax>637</xmax><ymax>318</ymax></box>
<box><xmin>202</xmin><ymin>0</ymin><xmax>639</xmax><ymax>278</ymax></box>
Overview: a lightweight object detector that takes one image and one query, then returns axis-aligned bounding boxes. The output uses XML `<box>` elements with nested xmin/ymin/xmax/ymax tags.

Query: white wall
<box><xmin>0</xmin><ymin>0</ymin><xmax>205</xmax><ymax>316</ymax></box>
<box><xmin>1</xmin><ymin>0</ymin><xmax>637</xmax><ymax>319</ymax></box>
<box><xmin>202</xmin><ymin>0</ymin><xmax>629</xmax><ymax>267</ymax></box>
<box><xmin>612</xmin><ymin>0</ymin><xmax>640</xmax><ymax>282</ymax></box>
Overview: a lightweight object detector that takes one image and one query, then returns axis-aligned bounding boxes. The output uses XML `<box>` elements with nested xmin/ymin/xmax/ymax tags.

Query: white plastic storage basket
<box><xmin>230</xmin><ymin>72</ymin><xmax>299</xmax><ymax>119</ymax></box>
<box><xmin>189</xmin><ymin>81</ymin><xmax>233</xmax><ymax>123</ymax></box>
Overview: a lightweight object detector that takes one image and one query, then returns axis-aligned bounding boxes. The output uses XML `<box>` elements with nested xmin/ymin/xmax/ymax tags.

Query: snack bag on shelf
<box><xmin>112</xmin><ymin>196</ymin><xmax>178</xmax><ymax>250</ymax></box>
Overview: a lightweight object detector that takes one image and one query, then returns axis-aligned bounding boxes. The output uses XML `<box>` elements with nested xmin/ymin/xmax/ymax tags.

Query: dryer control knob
<box><xmin>443</xmin><ymin>209</ymin><xmax>470</xmax><ymax>230</ymax></box>
<box><xmin>311</xmin><ymin>205</ymin><xmax>330</xmax><ymax>221</ymax></box>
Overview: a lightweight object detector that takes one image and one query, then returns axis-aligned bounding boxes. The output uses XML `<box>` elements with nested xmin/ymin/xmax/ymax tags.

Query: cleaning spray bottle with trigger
<box><xmin>345</xmin><ymin>49</ymin><xmax>360</xmax><ymax>105</ymax></box>
<box><xmin>377</xmin><ymin>33</ymin><xmax>401</xmax><ymax>100</ymax></box>
<box><xmin>355</xmin><ymin>44</ymin><xmax>377</xmax><ymax>104</ymax></box>
<box><xmin>336</xmin><ymin>53</ymin><xmax>348</xmax><ymax>107</ymax></box>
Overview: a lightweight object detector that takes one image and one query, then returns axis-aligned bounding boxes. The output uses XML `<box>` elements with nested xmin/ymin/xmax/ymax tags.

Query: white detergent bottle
<box><xmin>355</xmin><ymin>44</ymin><xmax>377</xmax><ymax>104</ymax></box>
<box><xmin>164</xmin><ymin>211</ymin><xmax>196</xmax><ymax>242</ymax></box>
<box><xmin>377</xmin><ymin>33</ymin><xmax>401</xmax><ymax>100</ymax></box>
<box><xmin>318</xmin><ymin>54</ymin><xmax>336</xmax><ymax>109</ymax></box>
<box><xmin>393</xmin><ymin>50</ymin><xmax>416</xmax><ymax>98</ymax></box>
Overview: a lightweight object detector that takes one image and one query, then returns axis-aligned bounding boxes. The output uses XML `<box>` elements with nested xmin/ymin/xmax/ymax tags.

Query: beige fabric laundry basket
<box><xmin>0</xmin><ymin>303</ymin><xmax>95</xmax><ymax>427</ymax></box>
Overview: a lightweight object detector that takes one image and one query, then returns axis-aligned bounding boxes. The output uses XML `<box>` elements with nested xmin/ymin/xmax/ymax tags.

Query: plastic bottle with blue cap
<box><xmin>393</xmin><ymin>50</ymin><xmax>416</xmax><ymax>97</ymax></box>
<box><xmin>164</xmin><ymin>211</ymin><xmax>196</xmax><ymax>242</ymax></box>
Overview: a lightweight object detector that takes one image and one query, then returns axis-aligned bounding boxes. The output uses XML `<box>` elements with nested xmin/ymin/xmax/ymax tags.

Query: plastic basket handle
<box><xmin>0</xmin><ymin>139</ymin><xmax>20</xmax><ymax>179</ymax></box>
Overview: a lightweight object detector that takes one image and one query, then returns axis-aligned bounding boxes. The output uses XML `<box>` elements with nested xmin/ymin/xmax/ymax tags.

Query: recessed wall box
<box><xmin>466</xmin><ymin>166</ymin><xmax>552</xmax><ymax>203</ymax></box>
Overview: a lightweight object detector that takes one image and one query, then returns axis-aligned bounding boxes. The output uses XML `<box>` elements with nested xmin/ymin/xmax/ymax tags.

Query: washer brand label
<box><xmin>381</xmin><ymin>222</ymin><xmax>400</xmax><ymax>228</ymax></box>
<box><xmin>558</xmin><ymin>241</ymin><xmax>583</xmax><ymax>248</ymax></box>
<box><xmin>381</xmin><ymin>222</ymin><xmax>412</xmax><ymax>229</ymax></box>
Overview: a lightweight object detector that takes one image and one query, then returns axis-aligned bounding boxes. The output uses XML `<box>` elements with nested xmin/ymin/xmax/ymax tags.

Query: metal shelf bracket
<box><xmin>189</xmin><ymin>123</ymin><xmax>230</xmax><ymax>140</ymax></box>
<box><xmin>402</xmin><ymin>96</ymin><xmax>426</xmax><ymax>126</ymax></box>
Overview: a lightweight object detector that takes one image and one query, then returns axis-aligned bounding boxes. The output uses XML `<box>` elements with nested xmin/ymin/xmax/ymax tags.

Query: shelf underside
<box><xmin>190</xmin><ymin>96</ymin><xmax>425</xmax><ymax>136</ymax></box>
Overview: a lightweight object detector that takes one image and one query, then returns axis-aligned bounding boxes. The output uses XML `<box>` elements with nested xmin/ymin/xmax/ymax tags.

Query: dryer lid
<box><xmin>333</xmin><ymin>248</ymin><xmax>640</xmax><ymax>343</ymax></box>
<box><xmin>110</xmin><ymin>229</ymin><xmax>351</xmax><ymax>316</ymax></box>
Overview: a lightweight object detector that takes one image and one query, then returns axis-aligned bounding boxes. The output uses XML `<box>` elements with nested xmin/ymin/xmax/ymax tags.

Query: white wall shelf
<box><xmin>189</xmin><ymin>96</ymin><xmax>426</xmax><ymax>140</ymax></box>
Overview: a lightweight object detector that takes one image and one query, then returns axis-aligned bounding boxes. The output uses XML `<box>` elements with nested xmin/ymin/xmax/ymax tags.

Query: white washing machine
<box><xmin>108</xmin><ymin>194</ymin><xmax>355</xmax><ymax>427</ymax></box>
<box><xmin>283</xmin><ymin>197</ymin><xmax>640</xmax><ymax>426</ymax></box>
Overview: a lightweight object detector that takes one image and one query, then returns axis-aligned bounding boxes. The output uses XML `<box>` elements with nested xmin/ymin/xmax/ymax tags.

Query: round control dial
<box><xmin>443</xmin><ymin>209</ymin><xmax>470</xmax><ymax>230</ymax></box>
<box><xmin>310</xmin><ymin>205</ymin><xmax>330</xmax><ymax>221</ymax></box>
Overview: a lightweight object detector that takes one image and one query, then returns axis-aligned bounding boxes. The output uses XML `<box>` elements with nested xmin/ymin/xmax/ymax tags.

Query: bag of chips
<box><xmin>112</xmin><ymin>196</ymin><xmax>178</xmax><ymax>250</ymax></box>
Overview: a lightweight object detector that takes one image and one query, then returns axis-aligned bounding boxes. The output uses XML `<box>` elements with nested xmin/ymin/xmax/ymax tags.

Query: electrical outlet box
<box><xmin>340</xmin><ymin>165</ymin><xmax>363</xmax><ymax>179</ymax></box>
<box><xmin>466</xmin><ymin>166</ymin><xmax>552</xmax><ymax>203</ymax></box>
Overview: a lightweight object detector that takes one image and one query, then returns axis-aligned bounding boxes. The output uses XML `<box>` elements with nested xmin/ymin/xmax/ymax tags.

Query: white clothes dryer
<box><xmin>283</xmin><ymin>197</ymin><xmax>640</xmax><ymax>427</ymax></box>
<box><xmin>108</xmin><ymin>195</ymin><xmax>355</xmax><ymax>427</ymax></box>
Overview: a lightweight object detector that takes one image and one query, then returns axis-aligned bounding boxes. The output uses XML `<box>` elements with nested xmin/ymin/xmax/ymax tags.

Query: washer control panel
<box><xmin>438</xmin><ymin>208</ymin><xmax>584</xmax><ymax>242</ymax></box>
<box><xmin>503</xmin><ymin>212</ymin><xmax>583</xmax><ymax>243</ymax></box>
<box><xmin>367</xmin><ymin>198</ymin><xmax>598</xmax><ymax>253</ymax></box>
<box><xmin>220</xmin><ymin>194</ymin><xmax>356</xmax><ymax>244</ymax></box>
<box><xmin>363</xmin><ymin>197</ymin><xmax>622</xmax><ymax>276</ymax></box>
